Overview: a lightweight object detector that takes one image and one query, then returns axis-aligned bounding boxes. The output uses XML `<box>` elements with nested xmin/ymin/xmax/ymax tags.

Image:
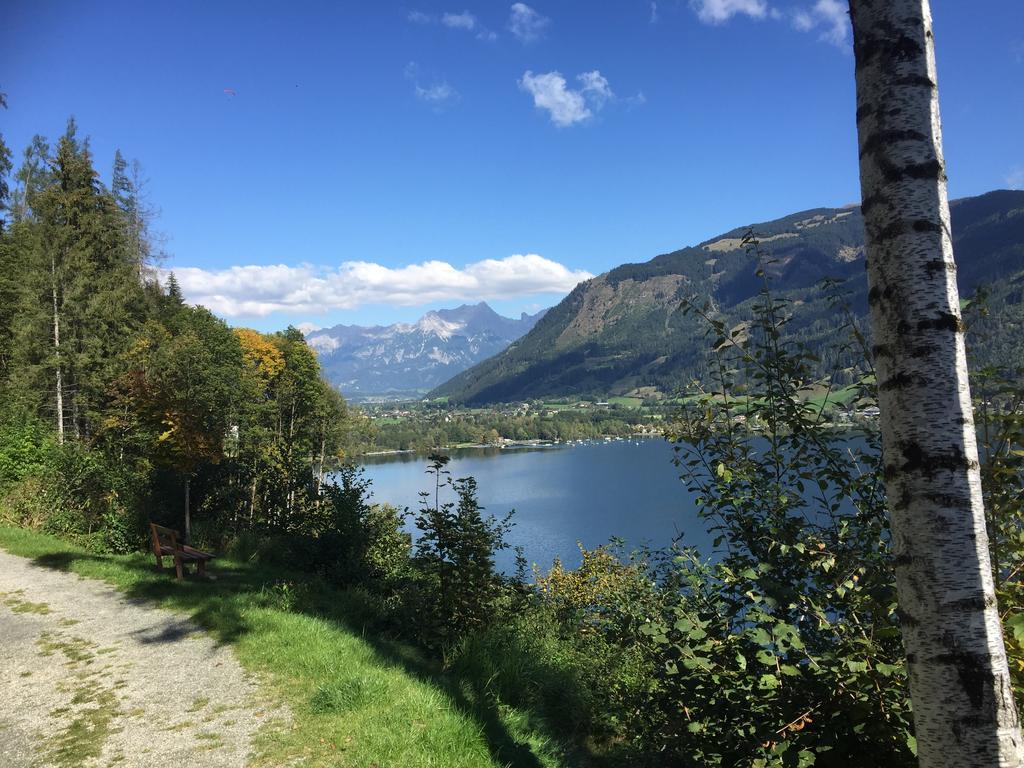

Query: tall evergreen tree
<box><xmin>111</xmin><ymin>150</ymin><xmax>154</xmax><ymax>280</ymax></box>
<box><xmin>848</xmin><ymin>1</ymin><xmax>1023</xmax><ymax>765</ymax></box>
<box><xmin>11</xmin><ymin>136</ymin><xmax>52</xmax><ymax>223</ymax></box>
<box><xmin>9</xmin><ymin>119</ymin><xmax>144</xmax><ymax>440</ymax></box>
<box><xmin>0</xmin><ymin>136</ymin><xmax>12</xmax><ymax>234</ymax></box>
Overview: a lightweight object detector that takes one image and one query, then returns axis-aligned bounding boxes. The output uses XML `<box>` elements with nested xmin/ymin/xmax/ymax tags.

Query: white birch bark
<box><xmin>848</xmin><ymin>1</ymin><xmax>1023</xmax><ymax>765</ymax></box>
<box><xmin>51</xmin><ymin>255</ymin><xmax>64</xmax><ymax>445</ymax></box>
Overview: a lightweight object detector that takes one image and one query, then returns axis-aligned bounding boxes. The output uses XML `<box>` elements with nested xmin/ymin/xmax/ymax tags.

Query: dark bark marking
<box><xmin>877</xmin><ymin>157</ymin><xmax>945</xmax><ymax>184</ymax></box>
<box><xmin>879</xmin><ymin>371</ymin><xmax>917</xmax><ymax>391</ymax></box>
<box><xmin>913</xmin><ymin>220</ymin><xmax>942</xmax><ymax>234</ymax></box>
<box><xmin>946</xmin><ymin>595</ymin><xmax>996</xmax><ymax>613</ymax></box>
<box><xmin>922</xmin><ymin>258</ymin><xmax>953</xmax><ymax>277</ymax></box>
<box><xmin>883</xmin><ymin>441</ymin><xmax>978</xmax><ymax>480</ymax></box>
<box><xmin>934</xmin><ymin>644</ymin><xmax>991</xmax><ymax>710</ymax></box>
<box><xmin>916</xmin><ymin>313</ymin><xmax>964</xmax><ymax>334</ymax></box>
<box><xmin>861</xmin><ymin>191</ymin><xmax>886</xmax><ymax>216</ymax></box>
<box><xmin>857</xmin><ymin>31</ymin><xmax>925</xmax><ymax>67</ymax></box>
<box><xmin>859</xmin><ymin>128</ymin><xmax>928</xmax><ymax>158</ymax></box>
<box><xmin>869</xmin><ymin>217</ymin><xmax>942</xmax><ymax>243</ymax></box>
<box><xmin>893</xmin><ymin>74</ymin><xmax>935</xmax><ymax>89</ymax></box>
<box><xmin>899</xmin><ymin>612</ymin><xmax>919</xmax><ymax>630</ymax></box>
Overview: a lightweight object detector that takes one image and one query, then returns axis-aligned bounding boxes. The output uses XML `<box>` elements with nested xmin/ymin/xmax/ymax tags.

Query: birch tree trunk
<box><xmin>51</xmin><ymin>255</ymin><xmax>64</xmax><ymax>445</ymax></box>
<box><xmin>848</xmin><ymin>1</ymin><xmax>1023</xmax><ymax>765</ymax></box>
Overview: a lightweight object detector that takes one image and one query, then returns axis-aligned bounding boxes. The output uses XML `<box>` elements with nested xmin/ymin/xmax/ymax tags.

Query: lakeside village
<box><xmin>359</xmin><ymin>393</ymin><xmax>882</xmax><ymax>455</ymax></box>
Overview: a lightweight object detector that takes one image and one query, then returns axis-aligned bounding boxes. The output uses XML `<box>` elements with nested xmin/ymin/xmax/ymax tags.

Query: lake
<box><xmin>356</xmin><ymin>437</ymin><xmax>713</xmax><ymax>572</ymax></box>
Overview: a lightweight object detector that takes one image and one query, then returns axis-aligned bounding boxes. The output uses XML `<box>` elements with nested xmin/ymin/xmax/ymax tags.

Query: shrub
<box><xmin>407</xmin><ymin>454</ymin><xmax>515</xmax><ymax>652</ymax></box>
<box><xmin>637</xmin><ymin>238</ymin><xmax>913</xmax><ymax>766</ymax></box>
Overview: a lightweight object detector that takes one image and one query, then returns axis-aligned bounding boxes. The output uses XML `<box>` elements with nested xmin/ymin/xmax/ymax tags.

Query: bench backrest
<box><xmin>150</xmin><ymin>523</ymin><xmax>180</xmax><ymax>554</ymax></box>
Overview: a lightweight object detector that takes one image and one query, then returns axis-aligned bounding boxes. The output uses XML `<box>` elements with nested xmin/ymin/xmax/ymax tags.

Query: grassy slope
<box><xmin>0</xmin><ymin>527</ymin><xmax>574</xmax><ymax>768</ymax></box>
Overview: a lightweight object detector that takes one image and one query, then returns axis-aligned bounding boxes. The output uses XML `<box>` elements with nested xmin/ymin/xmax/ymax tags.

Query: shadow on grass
<box><xmin>25</xmin><ymin>548</ymin><xmax>593</xmax><ymax>768</ymax></box>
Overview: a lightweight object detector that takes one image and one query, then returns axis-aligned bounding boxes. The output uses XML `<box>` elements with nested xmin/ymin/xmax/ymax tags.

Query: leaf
<box><xmin>845</xmin><ymin>660</ymin><xmax>868</xmax><ymax>673</ymax></box>
<box><xmin>749</xmin><ymin>627</ymin><xmax>771</xmax><ymax>645</ymax></box>
<box><xmin>758</xmin><ymin>673</ymin><xmax>781</xmax><ymax>690</ymax></box>
<box><xmin>875</xmin><ymin>662</ymin><xmax>901</xmax><ymax>677</ymax></box>
<box><xmin>1007</xmin><ymin>613</ymin><xmax>1024</xmax><ymax>644</ymax></box>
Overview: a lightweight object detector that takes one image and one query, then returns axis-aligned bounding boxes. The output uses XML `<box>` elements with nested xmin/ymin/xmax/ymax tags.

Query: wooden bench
<box><xmin>150</xmin><ymin>523</ymin><xmax>214</xmax><ymax>580</ymax></box>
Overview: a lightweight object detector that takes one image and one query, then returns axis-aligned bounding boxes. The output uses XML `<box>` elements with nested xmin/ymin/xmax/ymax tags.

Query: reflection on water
<box><xmin>352</xmin><ymin>438</ymin><xmax>712</xmax><ymax>572</ymax></box>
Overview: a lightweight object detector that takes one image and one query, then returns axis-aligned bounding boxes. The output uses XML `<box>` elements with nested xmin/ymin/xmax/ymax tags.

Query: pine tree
<box><xmin>111</xmin><ymin>150</ymin><xmax>155</xmax><ymax>281</ymax></box>
<box><xmin>0</xmin><ymin>136</ymin><xmax>12</xmax><ymax>233</ymax></box>
<box><xmin>11</xmin><ymin>136</ymin><xmax>52</xmax><ymax>223</ymax></box>
<box><xmin>9</xmin><ymin>119</ymin><xmax>145</xmax><ymax>440</ymax></box>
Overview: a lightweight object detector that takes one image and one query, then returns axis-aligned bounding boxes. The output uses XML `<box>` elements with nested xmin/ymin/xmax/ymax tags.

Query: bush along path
<box><xmin>0</xmin><ymin>546</ymin><xmax>282</xmax><ymax>768</ymax></box>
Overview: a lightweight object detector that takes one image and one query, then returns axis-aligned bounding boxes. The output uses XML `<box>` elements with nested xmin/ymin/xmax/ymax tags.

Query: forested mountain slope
<box><xmin>431</xmin><ymin>190</ymin><xmax>1024</xmax><ymax>404</ymax></box>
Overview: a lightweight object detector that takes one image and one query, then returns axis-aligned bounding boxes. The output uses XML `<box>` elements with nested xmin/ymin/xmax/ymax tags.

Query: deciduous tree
<box><xmin>848</xmin><ymin>1</ymin><xmax>1023</xmax><ymax>764</ymax></box>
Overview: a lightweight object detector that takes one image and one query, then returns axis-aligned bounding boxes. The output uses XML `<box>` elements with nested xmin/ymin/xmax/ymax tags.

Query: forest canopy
<box><xmin>0</xmin><ymin>118</ymin><xmax>371</xmax><ymax>549</ymax></box>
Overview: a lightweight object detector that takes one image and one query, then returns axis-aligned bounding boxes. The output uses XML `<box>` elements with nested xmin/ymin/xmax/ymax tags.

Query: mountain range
<box><xmin>431</xmin><ymin>190</ymin><xmax>1024</xmax><ymax>404</ymax></box>
<box><xmin>305</xmin><ymin>303</ymin><xmax>546</xmax><ymax>400</ymax></box>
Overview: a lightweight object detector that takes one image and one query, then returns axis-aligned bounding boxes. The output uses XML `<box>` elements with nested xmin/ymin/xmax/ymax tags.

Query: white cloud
<box><xmin>693</xmin><ymin>0</ymin><xmax>849</xmax><ymax>48</ymax></box>
<box><xmin>405</xmin><ymin>61</ymin><xmax>459</xmax><ymax>108</ymax></box>
<box><xmin>509</xmin><ymin>3</ymin><xmax>550</xmax><ymax>43</ymax></box>
<box><xmin>442</xmin><ymin>10</ymin><xmax>476</xmax><ymax>30</ymax></box>
<box><xmin>520</xmin><ymin>70</ymin><xmax>618</xmax><ymax>127</ymax></box>
<box><xmin>520</xmin><ymin>72</ymin><xmax>589</xmax><ymax>126</ymax></box>
<box><xmin>577</xmin><ymin>70</ymin><xmax>614</xmax><ymax>108</ymax></box>
<box><xmin>1008</xmin><ymin>166</ymin><xmax>1024</xmax><ymax>190</ymax></box>
<box><xmin>410</xmin><ymin>9</ymin><xmax>497</xmax><ymax>40</ymax></box>
<box><xmin>791</xmin><ymin>0</ymin><xmax>850</xmax><ymax>47</ymax></box>
<box><xmin>792</xmin><ymin>10</ymin><xmax>813</xmax><ymax>31</ymax></box>
<box><xmin>691</xmin><ymin>0</ymin><xmax>768</xmax><ymax>24</ymax></box>
<box><xmin>649</xmin><ymin>2</ymin><xmax>659</xmax><ymax>23</ymax></box>
<box><xmin>625</xmin><ymin>91</ymin><xmax>647</xmax><ymax>109</ymax></box>
<box><xmin>295</xmin><ymin>322</ymin><xmax>322</xmax><ymax>336</ymax></box>
<box><xmin>166</xmin><ymin>255</ymin><xmax>593</xmax><ymax>318</ymax></box>
<box><xmin>416</xmin><ymin>81</ymin><xmax>459</xmax><ymax>105</ymax></box>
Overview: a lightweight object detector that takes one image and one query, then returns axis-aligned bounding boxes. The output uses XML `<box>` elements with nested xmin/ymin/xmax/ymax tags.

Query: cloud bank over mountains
<box><xmin>167</xmin><ymin>254</ymin><xmax>593</xmax><ymax>318</ymax></box>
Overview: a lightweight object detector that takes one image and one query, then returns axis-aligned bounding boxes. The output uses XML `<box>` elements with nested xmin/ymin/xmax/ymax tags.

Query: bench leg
<box><xmin>174</xmin><ymin>555</ymin><xmax>184</xmax><ymax>580</ymax></box>
<box><xmin>197</xmin><ymin>558</ymin><xmax>207</xmax><ymax>577</ymax></box>
<box><xmin>154</xmin><ymin>552</ymin><xmax>164</xmax><ymax>570</ymax></box>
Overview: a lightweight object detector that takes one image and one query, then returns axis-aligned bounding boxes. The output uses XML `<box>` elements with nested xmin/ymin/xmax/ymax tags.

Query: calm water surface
<box><xmin>356</xmin><ymin>438</ymin><xmax>712</xmax><ymax>572</ymax></box>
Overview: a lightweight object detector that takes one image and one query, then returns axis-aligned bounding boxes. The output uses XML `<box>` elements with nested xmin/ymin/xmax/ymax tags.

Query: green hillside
<box><xmin>431</xmin><ymin>190</ymin><xmax>1024</xmax><ymax>404</ymax></box>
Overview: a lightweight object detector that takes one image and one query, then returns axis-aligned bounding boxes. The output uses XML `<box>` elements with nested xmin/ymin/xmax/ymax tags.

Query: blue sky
<box><xmin>2</xmin><ymin>0</ymin><xmax>1022</xmax><ymax>332</ymax></box>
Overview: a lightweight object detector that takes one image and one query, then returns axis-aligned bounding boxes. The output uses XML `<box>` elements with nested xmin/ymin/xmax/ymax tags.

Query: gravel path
<box><xmin>0</xmin><ymin>549</ymin><xmax>278</xmax><ymax>768</ymax></box>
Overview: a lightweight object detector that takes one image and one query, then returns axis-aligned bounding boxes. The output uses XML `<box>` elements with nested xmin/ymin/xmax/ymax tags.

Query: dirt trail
<box><xmin>0</xmin><ymin>549</ymin><xmax>277</xmax><ymax>768</ymax></box>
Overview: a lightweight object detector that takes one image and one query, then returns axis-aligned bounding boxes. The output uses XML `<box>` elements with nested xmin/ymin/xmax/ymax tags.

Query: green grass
<box><xmin>1</xmin><ymin>588</ymin><xmax>52</xmax><ymax>614</ymax></box>
<box><xmin>606</xmin><ymin>397</ymin><xmax>643</xmax><ymax>409</ymax></box>
<box><xmin>0</xmin><ymin>526</ymin><xmax>577</xmax><ymax>768</ymax></box>
<box><xmin>31</xmin><ymin>628</ymin><xmax>122</xmax><ymax>768</ymax></box>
